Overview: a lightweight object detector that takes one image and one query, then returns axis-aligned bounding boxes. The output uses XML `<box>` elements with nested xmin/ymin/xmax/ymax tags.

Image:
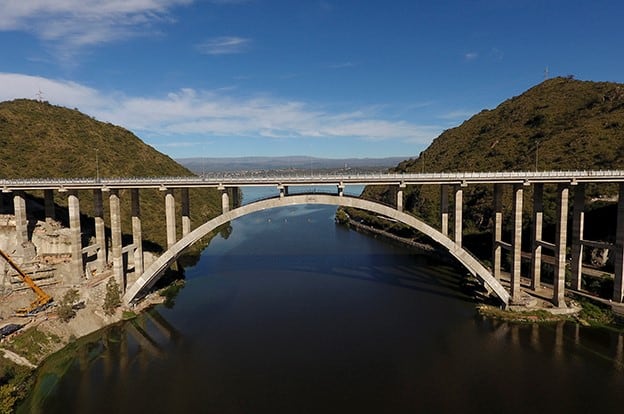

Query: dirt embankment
<box><xmin>0</xmin><ymin>217</ymin><xmax>164</xmax><ymax>368</ymax></box>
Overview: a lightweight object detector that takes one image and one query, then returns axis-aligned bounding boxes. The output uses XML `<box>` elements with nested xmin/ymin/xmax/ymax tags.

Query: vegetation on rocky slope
<box><xmin>0</xmin><ymin>99</ymin><xmax>222</xmax><ymax>251</ymax></box>
<box><xmin>357</xmin><ymin>78</ymin><xmax>624</xmax><ymax>249</ymax></box>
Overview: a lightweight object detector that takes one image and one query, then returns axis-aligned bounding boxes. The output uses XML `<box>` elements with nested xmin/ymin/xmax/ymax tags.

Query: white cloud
<box><xmin>464</xmin><ymin>52</ymin><xmax>478</xmax><ymax>61</ymax></box>
<box><xmin>0</xmin><ymin>72</ymin><xmax>441</xmax><ymax>148</ymax></box>
<box><xmin>0</xmin><ymin>0</ymin><xmax>191</xmax><ymax>56</ymax></box>
<box><xmin>196</xmin><ymin>36</ymin><xmax>251</xmax><ymax>55</ymax></box>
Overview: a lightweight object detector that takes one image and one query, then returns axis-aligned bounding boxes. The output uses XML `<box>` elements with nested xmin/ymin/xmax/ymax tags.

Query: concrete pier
<box><xmin>440</xmin><ymin>185</ymin><xmax>449</xmax><ymax>236</ymax></box>
<box><xmin>93</xmin><ymin>189</ymin><xmax>106</xmax><ymax>273</ymax></box>
<box><xmin>338</xmin><ymin>184</ymin><xmax>345</xmax><ymax>197</ymax></box>
<box><xmin>12</xmin><ymin>191</ymin><xmax>28</xmax><ymax>250</ymax></box>
<box><xmin>44</xmin><ymin>189</ymin><xmax>55</xmax><ymax>222</ymax></box>
<box><xmin>454</xmin><ymin>186</ymin><xmax>463</xmax><ymax>247</ymax></box>
<box><xmin>553</xmin><ymin>185</ymin><xmax>569</xmax><ymax>307</ymax></box>
<box><xmin>278</xmin><ymin>185</ymin><xmax>287</xmax><ymax>199</ymax></box>
<box><xmin>614</xmin><ymin>183</ymin><xmax>624</xmax><ymax>302</ymax></box>
<box><xmin>530</xmin><ymin>183</ymin><xmax>543</xmax><ymax>290</ymax></box>
<box><xmin>109</xmin><ymin>190</ymin><xmax>124</xmax><ymax>290</ymax></box>
<box><xmin>181</xmin><ymin>188</ymin><xmax>190</xmax><ymax>237</ymax></box>
<box><xmin>511</xmin><ymin>184</ymin><xmax>523</xmax><ymax>301</ymax></box>
<box><xmin>492</xmin><ymin>184</ymin><xmax>503</xmax><ymax>281</ymax></box>
<box><xmin>165</xmin><ymin>189</ymin><xmax>176</xmax><ymax>249</ymax></box>
<box><xmin>131</xmin><ymin>189</ymin><xmax>143</xmax><ymax>276</ymax></box>
<box><xmin>396</xmin><ymin>184</ymin><xmax>405</xmax><ymax>212</ymax></box>
<box><xmin>68</xmin><ymin>191</ymin><xmax>84</xmax><ymax>281</ymax></box>
<box><xmin>220</xmin><ymin>187</ymin><xmax>230</xmax><ymax>212</ymax></box>
<box><xmin>570</xmin><ymin>184</ymin><xmax>585</xmax><ymax>290</ymax></box>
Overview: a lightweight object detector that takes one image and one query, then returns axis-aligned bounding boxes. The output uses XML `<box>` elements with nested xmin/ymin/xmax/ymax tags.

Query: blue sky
<box><xmin>0</xmin><ymin>0</ymin><xmax>623</xmax><ymax>159</ymax></box>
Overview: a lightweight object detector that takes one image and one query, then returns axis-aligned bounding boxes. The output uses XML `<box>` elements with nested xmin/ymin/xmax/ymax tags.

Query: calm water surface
<box><xmin>18</xmin><ymin>188</ymin><xmax>624</xmax><ymax>413</ymax></box>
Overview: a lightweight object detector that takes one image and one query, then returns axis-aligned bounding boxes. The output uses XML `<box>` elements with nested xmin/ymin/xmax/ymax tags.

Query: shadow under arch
<box><xmin>123</xmin><ymin>194</ymin><xmax>510</xmax><ymax>306</ymax></box>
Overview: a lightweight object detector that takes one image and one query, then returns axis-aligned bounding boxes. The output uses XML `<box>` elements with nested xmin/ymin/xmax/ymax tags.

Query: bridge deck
<box><xmin>2</xmin><ymin>170</ymin><xmax>624</xmax><ymax>191</ymax></box>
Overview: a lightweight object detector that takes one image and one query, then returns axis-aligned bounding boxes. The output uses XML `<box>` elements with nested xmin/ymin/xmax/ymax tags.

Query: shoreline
<box><xmin>341</xmin><ymin>217</ymin><xmax>624</xmax><ymax>330</ymax></box>
<box><xmin>0</xmin><ymin>276</ymin><xmax>169</xmax><ymax>412</ymax></box>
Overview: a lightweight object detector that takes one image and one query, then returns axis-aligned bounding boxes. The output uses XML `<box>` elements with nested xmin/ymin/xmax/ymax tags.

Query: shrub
<box><xmin>103</xmin><ymin>278</ymin><xmax>121</xmax><ymax>315</ymax></box>
<box><xmin>57</xmin><ymin>288</ymin><xmax>80</xmax><ymax>322</ymax></box>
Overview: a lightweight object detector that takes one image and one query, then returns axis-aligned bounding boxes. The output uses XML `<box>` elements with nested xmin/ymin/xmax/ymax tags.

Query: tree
<box><xmin>57</xmin><ymin>288</ymin><xmax>80</xmax><ymax>322</ymax></box>
<box><xmin>103</xmin><ymin>278</ymin><xmax>121</xmax><ymax>315</ymax></box>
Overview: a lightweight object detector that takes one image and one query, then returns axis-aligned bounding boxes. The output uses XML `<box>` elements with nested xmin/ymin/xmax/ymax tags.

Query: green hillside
<box><xmin>0</xmin><ymin>99</ymin><xmax>222</xmax><ymax>251</ymax></box>
<box><xmin>358</xmin><ymin>77</ymin><xmax>624</xmax><ymax>247</ymax></box>
<box><xmin>399</xmin><ymin>76</ymin><xmax>624</xmax><ymax>174</ymax></box>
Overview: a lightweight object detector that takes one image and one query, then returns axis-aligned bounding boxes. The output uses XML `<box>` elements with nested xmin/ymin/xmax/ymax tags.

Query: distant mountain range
<box><xmin>177</xmin><ymin>156</ymin><xmax>408</xmax><ymax>173</ymax></box>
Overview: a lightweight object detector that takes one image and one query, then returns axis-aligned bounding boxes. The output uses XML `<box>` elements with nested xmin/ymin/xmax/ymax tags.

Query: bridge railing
<box><xmin>3</xmin><ymin>170</ymin><xmax>624</xmax><ymax>190</ymax></box>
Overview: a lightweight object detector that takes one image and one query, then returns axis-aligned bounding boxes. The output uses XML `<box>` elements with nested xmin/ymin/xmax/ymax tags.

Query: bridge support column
<box><xmin>68</xmin><ymin>191</ymin><xmax>84</xmax><ymax>281</ymax></box>
<box><xmin>181</xmin><ymin>188</ymin><xmax>190</xmax><ymax>237</ymax></box>
<box><xmin>570</xmin><ymin>184</ymin><xmax>585</xmax><ymax>290</ymax></box>
<box><xmin>492</xmin><ymin>184</ymin><xmax>503</xmax><ymax>280</ymax></box>
<box><xmin>530</xmin><ymin>183</ymin><xmax>543</xmax><ymax>290</ymax></box>
<box><xmin>93</xmin><ymin>189</ymin><xmax>106</xmax><ymax>274</ymax></box>
<box><xmin>553</xmin><ymin>185</ymin><xmax>569</xmax><ymax>307</ymax></box>
<box><xmin>165</xmin><ymin>189</ymin><xmax>177</xmax><ymax>248</ymax></box>
<box><xmin>0</xmin><ymin>192</ymin><xmax>4</xmax><ymax>213</ymax></box>
<box><xmin>220</xmin><ymin>186</ymin><xmax>230</xmax><ymax>212</ymax></box>
<box><xmin>511</xmin><ymin>184</ymin><xmax>523</xmax><ymax>301</ymax></box>
<box><xmin>338</xmin><ymin>184</ymin><xmax>345</xmax><ymax>197</ymax></box>
<box><xmin>131</xmin><ymin>189</ymin><xmax>144</xmax><ymax>276</ymax></box>
<box><xmin>613</xmin><ymin>183</ymin><xmax>624</xmax><ymax>302</ymax></box>
<box><xmin>44</xmin><ymin>189</ymin><xmax>55</xmax><ymax>222</ymax></box>
<box><xmin>278</xmin><ymin>185</ymin><xmax>288</xmax><ymax>198</ymax></box>
<box><xmin>454</xmin><ymin>186</ymin><xmax>463</xmax><ymax>247</ymax></box>
<box><xmin>109</xmin><ymin>190</ymin><xmax>125</xmax><ymax>291</ymax></box>
<box><xmin>440</xmin><ymin>185</ymin><xmax>448</xmax><ymax>236</ymax></box>
<box><xmin>396</xmin><ymin>184</ymin><xmax>405</xmax><ymax>212</ymax></box>
<box><xmin>12</xmin><ymin>191</ymin><xmax>29</xmax><ymax>250</ymax></box>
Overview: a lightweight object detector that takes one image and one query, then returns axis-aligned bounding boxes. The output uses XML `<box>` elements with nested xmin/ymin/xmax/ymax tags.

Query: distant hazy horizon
<box><xmin>178</xmin><ymin>155</ymin><xmax>407</xmax><ymax>173</ymax></box>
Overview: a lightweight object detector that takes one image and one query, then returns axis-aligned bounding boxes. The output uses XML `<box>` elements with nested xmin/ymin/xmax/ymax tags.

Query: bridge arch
<box><xmin>123</xmin><ymin>194</ymin><xmax>510</xmax><ymax>306</ymax></box>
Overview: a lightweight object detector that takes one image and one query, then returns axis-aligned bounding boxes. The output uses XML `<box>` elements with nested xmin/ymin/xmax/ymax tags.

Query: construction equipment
<box><xmin>0</xmin><ymin>248</ymin><xmax>53</xmax><ymax>316</ymax></box>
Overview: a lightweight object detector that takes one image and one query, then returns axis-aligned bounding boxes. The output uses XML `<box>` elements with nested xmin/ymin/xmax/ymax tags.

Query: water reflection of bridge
<box><xmin>3</xmin><ymin>171</ymin><xmax>624</xmax><ymax>308</ymax></box>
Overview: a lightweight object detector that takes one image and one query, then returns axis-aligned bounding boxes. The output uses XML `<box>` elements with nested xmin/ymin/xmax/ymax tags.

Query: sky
<box><xmin>1</xmin><ymin>0</ymin><xmax>623</xmax><ymax>160</ymax></box>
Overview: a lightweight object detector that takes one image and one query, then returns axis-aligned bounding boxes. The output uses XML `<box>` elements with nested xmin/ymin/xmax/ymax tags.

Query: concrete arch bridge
<box><xmin>3</xmin><ymin>170</ymin><xmax>624</xmax><ymax>309</ymax></box>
